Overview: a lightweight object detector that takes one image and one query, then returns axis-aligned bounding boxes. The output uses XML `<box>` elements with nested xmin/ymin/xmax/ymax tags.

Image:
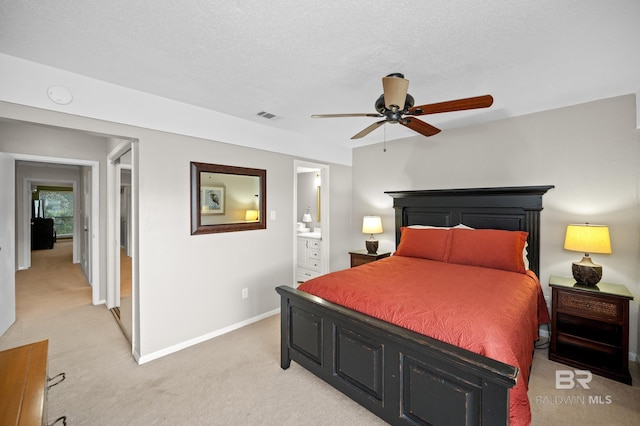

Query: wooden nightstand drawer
<box><xmin>348</xmin><ymin>250</ymin><xmax>390</xmax><ymax>268</ymax></box>
<box><xmin>557</xmin><ymin>291</ymin><xmax>621</xmax><ymax>321</ymax></box>
<box><xmin>351</xmin><ymin>256</ymin><xmax>371</xmax><ymax>267</ymax></box>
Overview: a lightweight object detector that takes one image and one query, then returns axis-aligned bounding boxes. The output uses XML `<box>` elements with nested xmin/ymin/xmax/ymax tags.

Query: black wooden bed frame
<box><xmin>276</xmin><ymin>185</ymin><xmax>553</xmax><ymax>425</ymax></box>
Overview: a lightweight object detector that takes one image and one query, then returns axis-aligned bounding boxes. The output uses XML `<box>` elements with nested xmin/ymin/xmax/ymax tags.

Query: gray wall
<box><xmin>352</xmin><ymin>94</ymin><xmax>640</xmax><ymax>358</ymax></box>
<box><xmin>0</xmin><ymin>101</ymin><xmax>352</xmax><ymax>361</ymax></box>
<box><xmin>1</xmin><ymin>121</ymin><xmax>108</xmax><ymax>301</ymax></box>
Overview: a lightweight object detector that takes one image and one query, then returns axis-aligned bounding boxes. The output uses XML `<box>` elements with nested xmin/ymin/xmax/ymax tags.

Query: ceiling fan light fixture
<box><xmin>382</xmin><ymin>75</ymin><xmax>409</xmax><ymax>110</ymax></box>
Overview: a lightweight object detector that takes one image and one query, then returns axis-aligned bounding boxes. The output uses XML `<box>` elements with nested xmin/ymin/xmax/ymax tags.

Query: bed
<box><xmin>276</xmin><ymin>185</ymin><xmax>553</xmax><ymax>425</ymax></box>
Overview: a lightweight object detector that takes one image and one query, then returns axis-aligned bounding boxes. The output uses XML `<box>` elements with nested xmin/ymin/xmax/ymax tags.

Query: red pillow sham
<box><xmin>446</xmin><ymin>228</ymin><xmax>529</xmax><ymax>273</ymax></box>
<box><xmin>394</xmin><ymin>227</ymin><xmax>452</xmax><ymax>262</ymax></box>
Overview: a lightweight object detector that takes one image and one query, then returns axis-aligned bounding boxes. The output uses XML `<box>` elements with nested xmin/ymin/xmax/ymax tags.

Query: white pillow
<box><xmin>407</xmin><ymin>223</ymin><xmax>474</xmax><ymax>230</ymax></box>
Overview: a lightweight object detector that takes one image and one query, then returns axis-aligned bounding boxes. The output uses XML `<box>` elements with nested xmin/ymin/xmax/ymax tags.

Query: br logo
<box><xmin>556</xmin><ymin>369</ymin><xmax>592</xmax><ymax>389</ymax></box>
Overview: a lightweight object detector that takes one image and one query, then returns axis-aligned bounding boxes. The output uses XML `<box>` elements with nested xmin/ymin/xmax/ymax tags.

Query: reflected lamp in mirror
<box><xmin>563</xmin><ymin>223</ymin><xmax>612</xmax><ymax>286</ymax></box>
<box><xmin>245</xmin><ymin>210</ymin><xmax>259</xmax><ymax>222</ymax></box>
<box><xmin>362</xmin><ymin>216</ymin><xmax>383</xmax><ymax>254</ymax></box>
<box><xmin>302</xmin><ymin>207</ymin><xmax>312</xmax><ymax>224</ymax></box>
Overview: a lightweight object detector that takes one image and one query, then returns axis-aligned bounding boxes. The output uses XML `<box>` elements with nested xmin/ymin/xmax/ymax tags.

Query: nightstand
<box><xmin>349</xmin><ymin>249</ymin><xmax>390</xmax><ymax>268</ymax></box>
<box><xmin>549</xmin><ymin>275</ymin><xmax>633</xmax><ymax>384</ymax></box>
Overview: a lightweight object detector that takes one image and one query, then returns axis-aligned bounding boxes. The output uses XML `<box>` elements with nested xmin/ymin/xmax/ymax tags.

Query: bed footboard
<box><xmin>277</xmin><ymin>285</ymin><xmax>518</xmax><ymax>425</ymax></box>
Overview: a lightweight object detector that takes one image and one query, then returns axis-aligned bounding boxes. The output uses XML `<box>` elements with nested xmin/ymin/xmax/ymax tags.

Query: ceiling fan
<box><xmin>311</xmin><ymin>73</ymin><xmax>494</xmax><ymax>139</ymax></box>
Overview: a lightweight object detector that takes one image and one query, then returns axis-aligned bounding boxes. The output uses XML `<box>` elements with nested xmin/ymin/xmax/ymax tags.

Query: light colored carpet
<box><xmin>1</xmin><ymin>241</ymin><xmax>638</xmax><ymax>425</ymax></box>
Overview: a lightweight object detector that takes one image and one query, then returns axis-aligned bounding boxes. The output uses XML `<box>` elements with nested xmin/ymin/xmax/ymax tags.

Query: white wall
<box><xmin>352</xmin><ymin>94</ymin><xmax>640</xmax><ymax>358</ymax></box>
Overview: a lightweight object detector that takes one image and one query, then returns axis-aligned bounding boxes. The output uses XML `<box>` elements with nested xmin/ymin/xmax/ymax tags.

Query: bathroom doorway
<box><xmin>294</xmin><ymin>160</ymin><xmax>330</xmax><ymax>285</ymax></box>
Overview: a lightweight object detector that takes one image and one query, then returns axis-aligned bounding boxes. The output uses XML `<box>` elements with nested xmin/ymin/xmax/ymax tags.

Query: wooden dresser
<box><xmin>0</xmin><ymin>340</ymin><xmax>49</xmax><ymax>425</ymax></box>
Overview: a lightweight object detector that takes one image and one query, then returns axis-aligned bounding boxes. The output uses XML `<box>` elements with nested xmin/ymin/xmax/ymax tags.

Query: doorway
<box><xmin>13</xmin><ymin>154</ymin><xmax>100</xmax><ymax>304</ymax></box>
<box><xmin>0</xmin><ymin>118</ymin><xmax>139</xmax><ymax>358</ymax></box>
<box><xmin>294</xmin><ymin>160</ymin><xmax>330</xmax><ymax>284</ymax></box>
<box><xmin>0</xmin><ymin>151</ymin><xmax>100</xmax><ymax>338</ymax></box>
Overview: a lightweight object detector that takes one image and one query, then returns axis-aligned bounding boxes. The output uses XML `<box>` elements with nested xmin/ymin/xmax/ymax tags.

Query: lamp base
<box><xmin>572</xmin><ymin>256</ymin><xmax>602</xmax><ymax>286</ymax></box>
<box><xmin>365</xmin><ymin>239</ymin><xmax>379</xmax><ymax>254</ymax></box>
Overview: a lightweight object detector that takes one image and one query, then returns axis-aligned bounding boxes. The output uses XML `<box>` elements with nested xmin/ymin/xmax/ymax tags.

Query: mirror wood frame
<box><xmin>190</xmin><ymin>162</ymin><xmax>266</xmax><ymax>235</ymax></box>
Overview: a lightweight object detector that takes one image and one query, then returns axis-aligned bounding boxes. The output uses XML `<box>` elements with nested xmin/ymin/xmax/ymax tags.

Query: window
<box><xmin>39</xmin><ymin>190</ymin><xmax>73</xmax><ymax>236</ymax></box>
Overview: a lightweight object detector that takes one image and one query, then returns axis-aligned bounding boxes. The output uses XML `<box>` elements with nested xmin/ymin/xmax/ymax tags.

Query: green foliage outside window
<box><xmin>39</xmin><ymin>190</ymin><xmax>73</xmax><ymax>236</ymax></box>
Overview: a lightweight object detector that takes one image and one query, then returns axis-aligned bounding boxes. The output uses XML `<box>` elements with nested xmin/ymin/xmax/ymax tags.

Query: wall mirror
<box><xmin>191</xmin><ymin>162</ymin><xmax>266</xmax><ymax>234</ymax></box>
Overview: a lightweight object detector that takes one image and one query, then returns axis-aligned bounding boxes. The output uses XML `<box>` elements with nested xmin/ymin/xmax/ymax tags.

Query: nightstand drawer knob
<box><xmin>586</xmin><ymin>303</ymin><xmax>590</xmax><ymax>308</ymax></box>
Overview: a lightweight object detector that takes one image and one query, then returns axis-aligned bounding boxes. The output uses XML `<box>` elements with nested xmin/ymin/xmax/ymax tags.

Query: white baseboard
<box><xmin>137</xmin><ymin>308</ymin><xmax>280</xmax><ymax>365</ymax></box>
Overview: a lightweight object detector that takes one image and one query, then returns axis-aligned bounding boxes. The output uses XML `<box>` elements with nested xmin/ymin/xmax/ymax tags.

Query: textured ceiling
<box><xmin>1</xmin><ymin>1</ymin><xmax>639</xmax><ymax>148</ymax></box>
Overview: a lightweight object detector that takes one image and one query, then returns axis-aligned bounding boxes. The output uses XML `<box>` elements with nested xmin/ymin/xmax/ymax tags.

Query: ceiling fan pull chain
<box><xmin>383</xmin><ymin>123</ymin><xmax>387</xmax><ymax>152</ymax></box>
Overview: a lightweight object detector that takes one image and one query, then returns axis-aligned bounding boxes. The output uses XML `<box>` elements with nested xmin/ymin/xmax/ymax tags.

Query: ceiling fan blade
<box><xmin>311</xmin><ymin>113</ymin><xmax>382</xmax><ymax>118</ymax></box>
<box><xmin>351</xmin><ymin>120</ymin><xmax>386</xmax><ymax>139</ymax></box>
<box><xmin>382</xmin><ymin>76</ymin><xmax>409</xmax><ymax>110</ymax></box>
<box><xmin>400</xmin><ymin>117</ymin><xmax>441</xmax><ymax>137</ymax></box>
<box><xmin>408</xmin><ymin>94</ymin><xmax>494</xmax><ymax>116</ymax></box>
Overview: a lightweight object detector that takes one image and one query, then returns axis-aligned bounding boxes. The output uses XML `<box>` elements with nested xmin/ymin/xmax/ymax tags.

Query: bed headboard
<box><xmin>385</xmin><ymin>185</ymin><xmax>554</xmax><ymax>276</ymax></box>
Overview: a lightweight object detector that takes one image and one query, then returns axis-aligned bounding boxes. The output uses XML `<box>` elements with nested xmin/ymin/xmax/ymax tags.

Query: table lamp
<box><xmin>302</xmin><ymin>207</ymin><xmax>312</xmax><ymax>224</ymax></box>
<box><xmin>245</xmin><ymin>210</ymin><xmax>259</xmax><ymax>222</ymax></box>
<box><xmin>563</xmin><ymin>223</ymin><xmax>611</xmax><ymax>286</ymax></box>
<box><xmin>362</xmin><ymin>216</ymin><xmax>383</xmax><ymax>254</ymax></box>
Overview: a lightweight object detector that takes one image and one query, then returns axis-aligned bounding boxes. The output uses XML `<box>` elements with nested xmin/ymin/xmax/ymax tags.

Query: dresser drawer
<box><xmin>296</xmin><ymin>268</ymin><xmax>322</xmax><ymax>282</ymax></box>
<box><xmin>556</xmin><ymin>290</ymin><xmax>621</xmax><ymax>321</ymax></box>
<box><xmin>308</xmin><ymin>240</ymin><xmax>321</xmax><ymax>250</ymax></box>
<box><xmin>307</xmin><ymin>259</ymin><xmax>321</xmax><ymax>272</ymax></box>
<box><xmin>308</xmin><ymin>249</ymin><xmax>321</xmax><ymax>261</ymax></box>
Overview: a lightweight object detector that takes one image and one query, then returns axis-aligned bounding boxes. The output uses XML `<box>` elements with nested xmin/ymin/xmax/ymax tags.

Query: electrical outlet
<box><xmin>242</xmin><ymin>288</ymin><xmax>249</xmax><ymax>299</ymax></box>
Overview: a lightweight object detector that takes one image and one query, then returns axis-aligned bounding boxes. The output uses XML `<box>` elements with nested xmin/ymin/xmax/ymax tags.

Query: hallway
<box><xmin>15</xmin><ymin>239</ymin><xmax>92</xmax><ymax>321</ymax></box>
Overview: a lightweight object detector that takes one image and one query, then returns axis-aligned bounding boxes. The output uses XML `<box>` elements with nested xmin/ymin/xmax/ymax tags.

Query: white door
<box><xmin>0</xmin><ymin>152</ymin><xmax>16</xmax><ymax>336</ymax></box>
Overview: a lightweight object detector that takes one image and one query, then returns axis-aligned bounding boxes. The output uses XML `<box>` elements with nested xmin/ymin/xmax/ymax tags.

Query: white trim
<box><xmin>636</xmin><ymin>90</ymin><xmax>639</xmax><ymax>129</ymax></box>
<box><xmin>106</xmin><ymin>141</ymin><xmax>131</xmax><ymax>309</ymax></box>
<box><xmin>135</xmin><ymin>309</ymin><xmax>280</xmax><ymax>365</ymax></box>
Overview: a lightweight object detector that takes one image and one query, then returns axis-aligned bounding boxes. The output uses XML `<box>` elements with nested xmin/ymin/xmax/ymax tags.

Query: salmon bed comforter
<box><xmin>298</xmin><ymin>255</ymin><xmax>549</xmax><ymax>426</ymax></box>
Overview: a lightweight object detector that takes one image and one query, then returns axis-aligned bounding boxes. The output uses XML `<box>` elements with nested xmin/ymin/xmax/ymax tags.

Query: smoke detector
<box><xmin>47</xmin><ymin>86</ymin><xmax>73</xmax><ymax>105</ymax></box>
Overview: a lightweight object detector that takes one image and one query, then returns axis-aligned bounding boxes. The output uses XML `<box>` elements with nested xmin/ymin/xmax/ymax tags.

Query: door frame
<box><xmin>11</xmin><ymin>153</ymin><xmax>100</xmax><ymax>304</ymax></box>
<box><xmin>107</xmin><ymin>139</ymin><xmax>138</xmax><ymax>355</ymax></box>
<box><xmin>0</xmin><ymin>152</ymin><xmax>15</xmax><ymax>336</ymax></box>
<box><xmin>293</xmin><ymin>160</ymin><xmax>330</xmax><ymax>282</ymax></box>
<box><xmin>23</xmin><ymin>177</ymin><xmax>78</xmax><ymax>264</ymax></box>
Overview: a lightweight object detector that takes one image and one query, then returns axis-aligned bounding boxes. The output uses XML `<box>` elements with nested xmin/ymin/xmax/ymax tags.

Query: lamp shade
<box><xmin>245</xmin><ymin>210</ymin><xmax>259</xmax><ymax>221</ymax></box>
<box><xmin>564</xmin><ymin>224</ymin><xmax>612</xmax><ymax>255</ymax></box>
<box><xmin>362</xmin><ymin>216</ymin><xmax>383</xmax><ymax>234</ymax></box>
